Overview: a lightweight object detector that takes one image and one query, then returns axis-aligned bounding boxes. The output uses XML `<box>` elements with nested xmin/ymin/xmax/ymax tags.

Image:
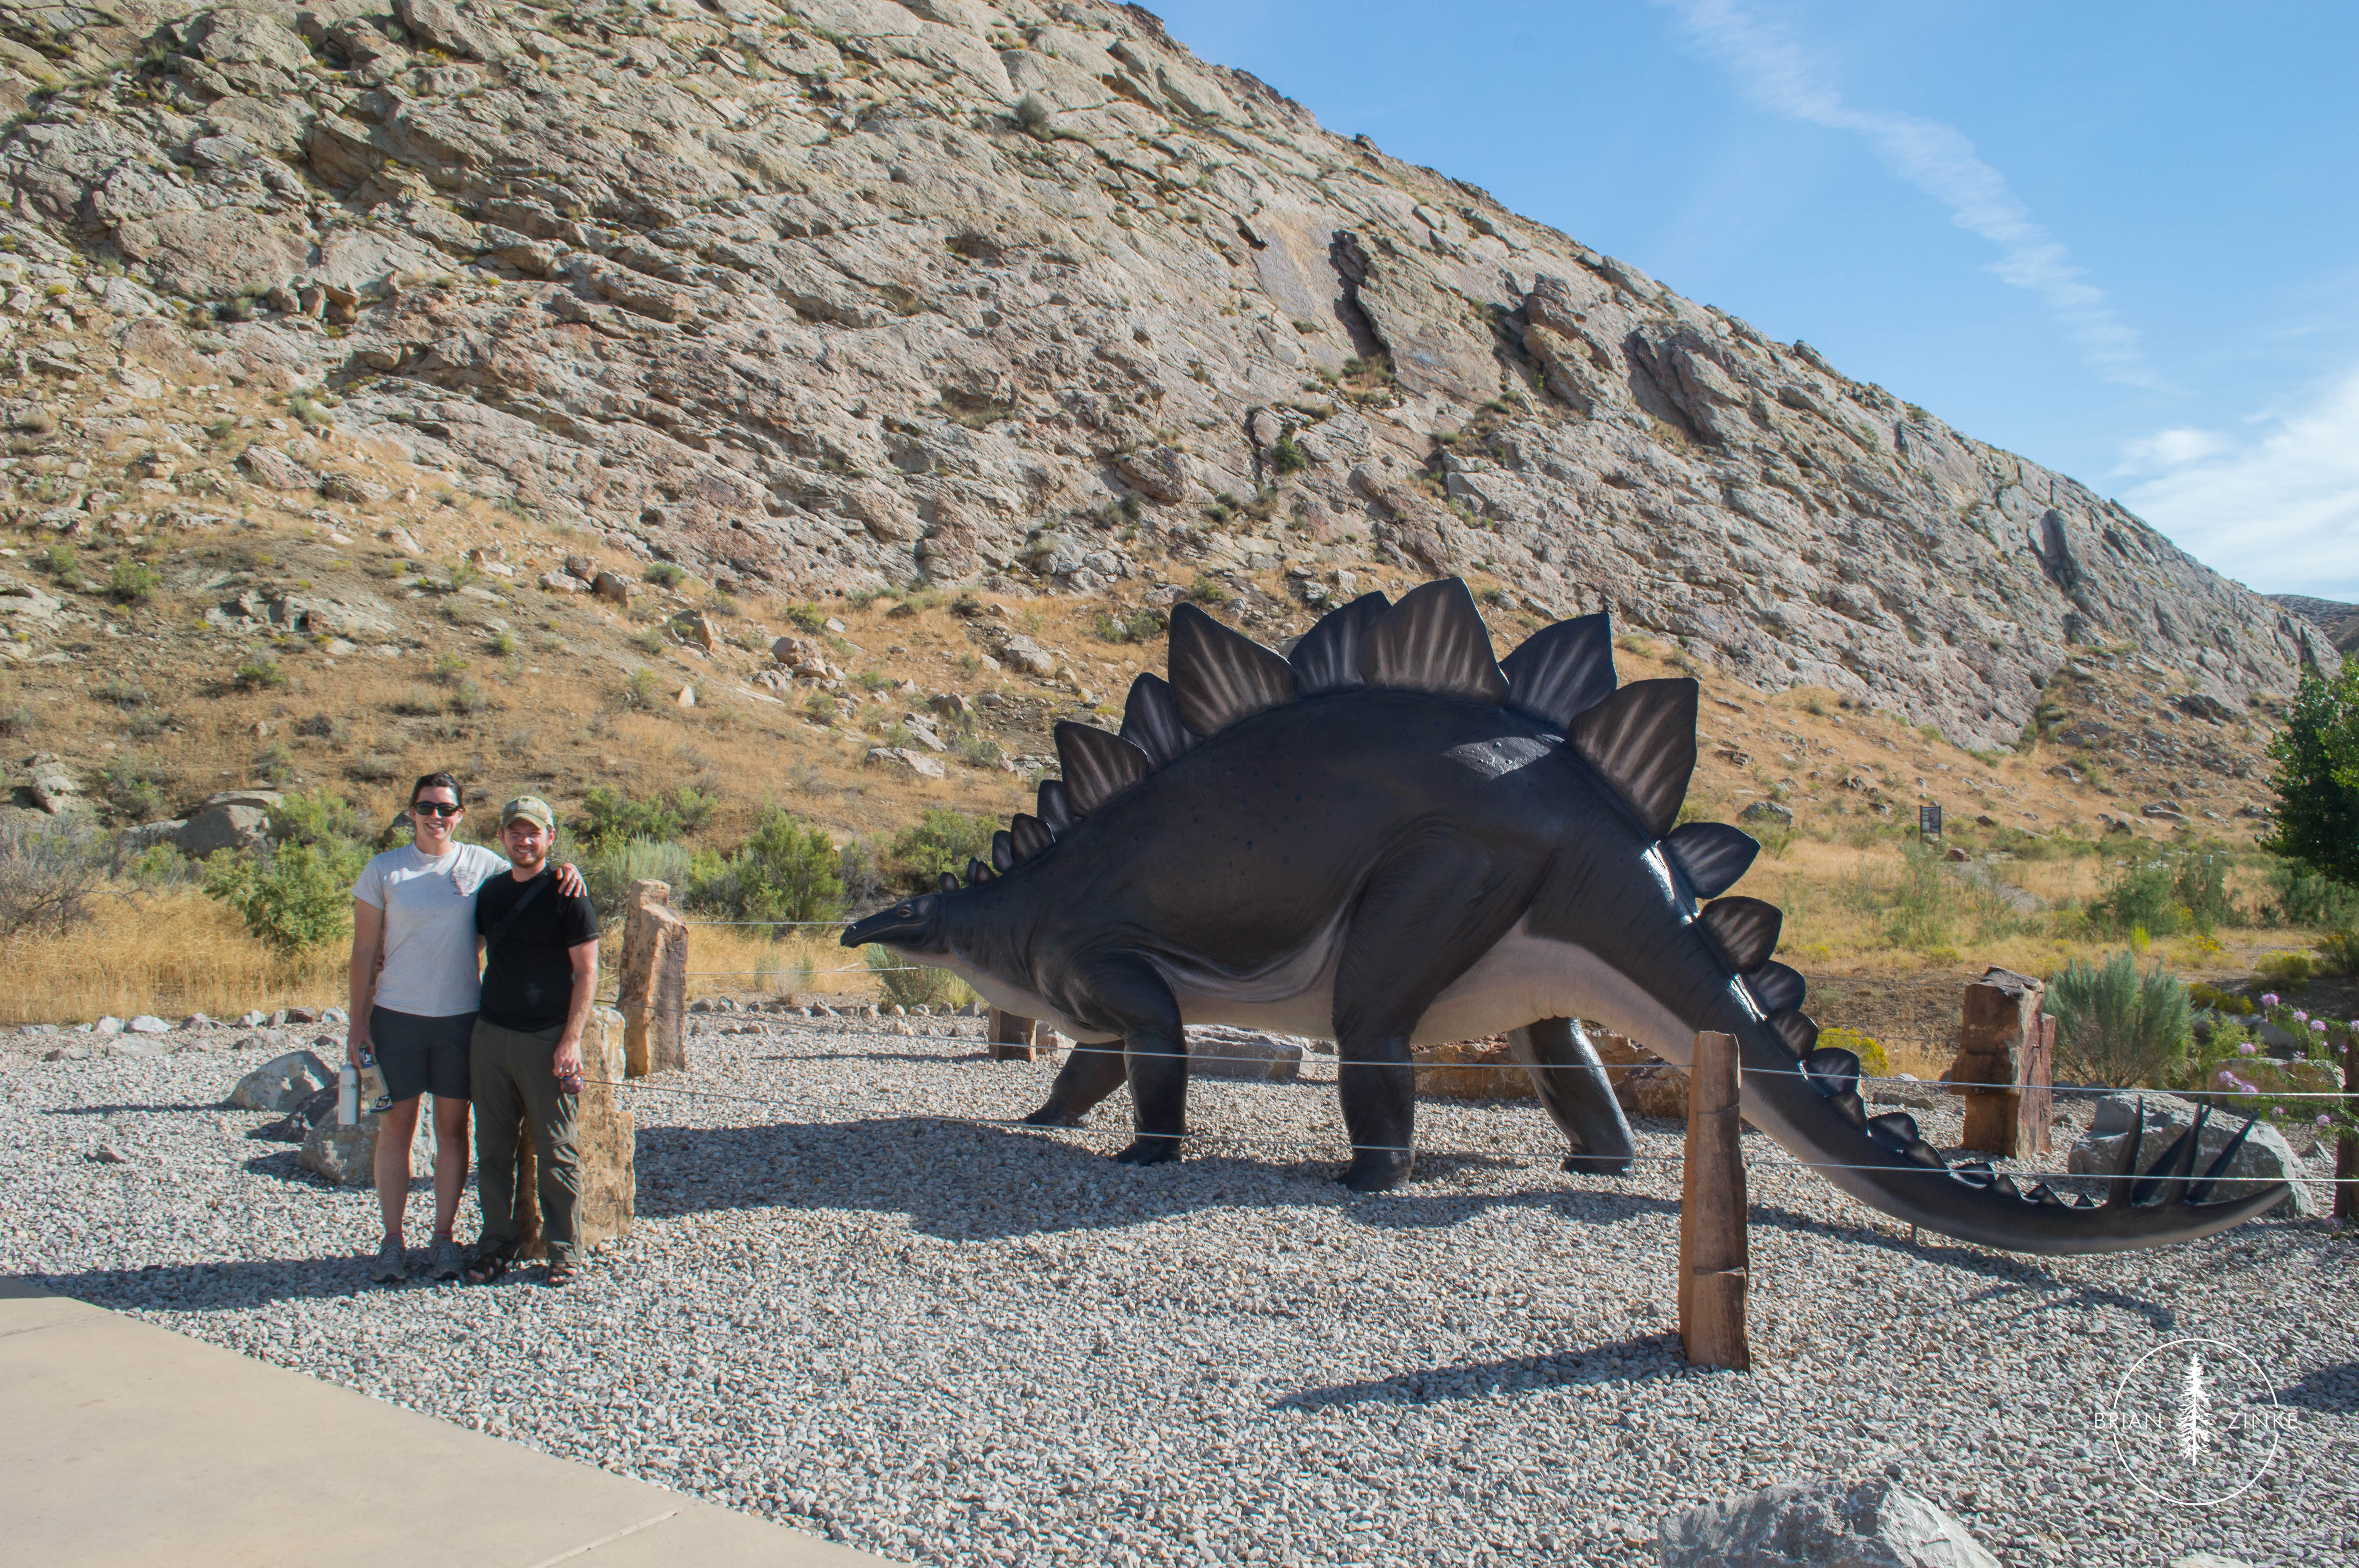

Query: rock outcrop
<box><xmin>0</xmin><ymin>0</ymin><xmax>2335</xmax><ymax>749</ymax></box>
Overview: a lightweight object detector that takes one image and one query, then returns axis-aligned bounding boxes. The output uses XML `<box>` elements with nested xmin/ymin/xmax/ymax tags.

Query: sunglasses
<box><xmin>411</xmin><ymin>801</ymin><xmax>463</xmax><ymax>818</ymax></box>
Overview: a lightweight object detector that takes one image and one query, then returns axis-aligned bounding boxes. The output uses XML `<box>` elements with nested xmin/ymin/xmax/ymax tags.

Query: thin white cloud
<box><xmin>2114</xmin><ymin>427</ymin><xmax>2225</xmax><ymax>475</ymax></box>
<box><xmin>1656</xmin><ymin>0</ymin><xmax>2160</xmax><ymax>388</ymax></box>
<box><xmin>2117</xmin><ymin>367</ymin><xmax>2359</xmax><ymax>600</ymax></box>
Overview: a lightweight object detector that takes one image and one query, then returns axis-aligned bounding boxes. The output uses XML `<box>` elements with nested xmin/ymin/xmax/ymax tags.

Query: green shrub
<box><xmin>2265</xmin><ymin>860</ymin><xmax>2359</xmax><ymax>928</ymax></box>
<box><xmin>578</xmin><ymin>784</ymin><xmax>716</xmax><ymax>848</ymax></box>
<box><xmin>0</xmin><ymin>815</ymin><xmax>98</xmax><ymax>939</ymax></box>
<box><xmin>269</xmin><ymin>787</ymin><xmax>365</xmax><ymax>849</ymax></box>
<box><xmin>2047</xmin><ymin>952</ymin><xmax>2191</xmax><ymax>1088</ymax></box>
<box><xmin>783</xmin><ymin>603</ymin><xmax>829</xmax><ymax>633</ymax></box>
<box><xmin>1880</xmin><ymin>840</ymin><xmax>1956</xmax><ymax>951</ymax></box>
<box><xmin>233</xmin><ymin>660</ymin><xmax>285</xmax><ymax>692</ymax></box>
<box><xmin>2091</xmin><ymin>859</ymin><xmax>2181</xmax><ymax>936</ymax></box>
<box><xmin>107</xmin><ymin>561</ymin><xmax>159</xmax><ymax>603</ymax></box>
<box><xmin>1093</xmin><ymin>608</ymin><xmax>1163</xmax><ymax>644</ymax></box>
<box><xmin>621</xmin><ymin>668</ymin><xmax>659</xmax><ymax>710</ymax></box>
<box><xmin>203</xmin><ymin>839</ymin><xmax>368</xmax><ymax>954</ymax></box>
<box><xmin>2254</xmin><ymin>950</ymin><xmax>2315</xmax><ymax>987</ymax></box>
<box><xmin>99</xmin><ymin>758</ymin><xmax>172</xmax><ymax>820</ymax></box>
<box><xmin>884</xmin><ymin>809</ymin><xmax>995</xmax><ymax>896</ymax></box>
<box><xmin>2170</xmin><ymin>851</ymin><xmax>2239</xmax><ymax>928</ymax></box>
<box><xmin>583</xmin><ymin>836</ymin><xmax>696</xmax><ymax>915</ymax></box>
<box><xmin>864</xmin><ymin>943</ymin><xmax>973</xmax><ymax>1010</ymax></box>
<box><xmin>691</xmin><ymin>808</ymin><xmax>841</xmax><ymax>926</ymax></box>
<box><xmin>644</xmin><ymin>561</ymin><xmax>686</xmax><ymax>588</ymax></box>
<box><xmin>1269</xmin><ymin>433</ymin><xmax>1307</xmax><ymax>474</ymax></box>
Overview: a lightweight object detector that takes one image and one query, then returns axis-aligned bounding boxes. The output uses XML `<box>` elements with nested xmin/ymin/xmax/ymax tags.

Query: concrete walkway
<box><xmin>0</xmin><ymin>1279</ymin><xmax>891</xmax><ymax>1567</ymax></box>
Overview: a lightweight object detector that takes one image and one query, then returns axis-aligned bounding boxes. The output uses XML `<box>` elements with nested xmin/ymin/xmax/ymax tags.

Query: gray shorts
<box><xmin>369</xmin><ymin>1007</ymin><xmax>476</xmax><ymax>1102</ymax></box>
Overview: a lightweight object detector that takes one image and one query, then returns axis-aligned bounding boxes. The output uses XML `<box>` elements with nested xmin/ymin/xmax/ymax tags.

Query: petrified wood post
<box><xmin>618</xmin><ymin>878</ymin><xmax>687</xmax><ymax>1078</ymax></box>
<box><xmin>1954</xmin><ymin>967</ymin><xmax>2044</xmax><ymax>1157</ymax></box>
<box><xmin>987</xmin><ymin>1006</ymin><xmax>1043</xmax><ymax>1062</ymax></box>
<box><xmin>2017</xmin><ymin>1012</ymin><xmax>2056</xmax><ymax>1160</ymax></box>
<box><xmin>513</xmin><ymin>1006</ymin><xmax>636</xmax><ymax>1260</ymax></box>
<box><xmin>1679</xmin><ymin>1029</ymin><xmax>1749</xmax><ymax>1370</ymax></box>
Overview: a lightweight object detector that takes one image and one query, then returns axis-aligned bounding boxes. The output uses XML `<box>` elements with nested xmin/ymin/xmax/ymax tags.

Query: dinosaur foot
<box><xmin>1560</xmin><ymin>1152</ymin><xmax>1633</xmax><ymax>1176</ymax></box>
<box><xmin>1336</xmin><ymin>1150</ymin><xmax>1413</xmax><ymax>1192</ymax></box>
<box><xmin>1021</xmin><ymin>1105</ymin><xmax>1085</xmax><ymax>1128</ymax></box>
<box><xmin>1114</xmin><ymin>1135</ymin><xmax>1182</xmax><ymax>1166</ymax></box>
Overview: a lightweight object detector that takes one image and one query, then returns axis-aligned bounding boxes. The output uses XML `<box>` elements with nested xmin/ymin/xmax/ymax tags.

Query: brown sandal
<box><xmin>543</xmin><ymin>1259</ymin><xmax>578</xmax><ymax>1287</ymax></box>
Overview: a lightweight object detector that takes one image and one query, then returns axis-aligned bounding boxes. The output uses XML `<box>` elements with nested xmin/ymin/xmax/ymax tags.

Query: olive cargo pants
<box><xmin>470</xmin><ymin>1018</ymin><xmax>580</xmax><ymax>1264</ymax></box>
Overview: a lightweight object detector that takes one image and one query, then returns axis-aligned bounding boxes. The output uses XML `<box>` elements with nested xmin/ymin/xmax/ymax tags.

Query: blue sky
<box><xmin>1148</xmin><ymin>0</ymin><xmax>2359</xmax><ymax>601</ymax></box>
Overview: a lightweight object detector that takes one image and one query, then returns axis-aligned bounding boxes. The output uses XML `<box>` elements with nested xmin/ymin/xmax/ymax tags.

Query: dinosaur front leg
<box><xmin>1047</xmin><ymin>954</ymin><xmax>1190</xmax><ymax>1167</ymax></box>
<box><xmin>1332</xmin><ymin>828</ymin><xmax>1539</xmax><ymax>1192</ymax></box>
<box><xmin>1507</xmin><ymin>1016</ymin><xmax>1635</xmax><ymax>1175</ymax></box>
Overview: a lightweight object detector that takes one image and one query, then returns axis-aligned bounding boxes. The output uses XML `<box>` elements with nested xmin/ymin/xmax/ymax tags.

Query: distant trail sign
<box><xmin>1919</xmin><ymin>803</ymin><xmax>1943</xmax><ymax>840</ymax></box>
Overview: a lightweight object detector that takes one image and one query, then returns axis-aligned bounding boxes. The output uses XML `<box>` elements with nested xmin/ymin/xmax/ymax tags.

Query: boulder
<box><xmin>1591</xmin><ymin>1025</ymin><xmax>1690</xmax><ymax>1119</ymax></box>
<box><xmin>591</xmin><ymin>569</ymin><xmax>632</xmax><ymax>605</ymax></box>
<box><xmin>125</xmin><ymin>1015</ymin><xmax>169</xmax><ymax>1034</ymax></box>
<box><xmin>231</xmin><ymin>1049</ymin><xmax>334</xmax><ymax>1112</ymax></box>
<box><xmin>1659</xmin><ymin>1477</ymin><xmax>1999</xmax><ymax>1568</ymax></box>
<box><xmin>176</xmin><ymin>802</ymin><xmax>269</xmax><ymax>857</ymax></box>
<box><xmin>1185</xmin><ymin>1025</ymin><xmax>1307</xmax><ymax>1082</ymax></box>
<box><xmin>508</xmin><ymin>1006</ymin><xmax>635</xmax><ymax>1258</ymax></box>
<box><xmin>300</xmin><ymin>1100</ymin><xmax>441</xmax><ymax>1186</ymax></box>
<box><xmin>1738</xmin><ymin>800</ymin><xmax>1796</xmax><ymax>828</ymax></box>
<box><xmin>255</xmin><ymin>1083</ymin><xmax>339</xmax><ymax>1142</ymax></box>
<box><xmin>120</xmin><ymin>819</ymin><xmax>187</xmax><ymax>852</ymax></box>
<box><xmin>1869</xmin><ymin>1073</ymin><xmax>1937</xmax><ymax>1109</ymax></box>
<box><xmin>237</xmin><ymin>445</ymin><xmax>315</xmax><ymax>491</ymax></box>
<box><xmin>2066</xmin><ymin>1092</ymin><xmax>2317</xmax><ymax>1214</ymax></box>
<box><xmin>200</xmin><ymin>788</ymin><xmax>285</xmax><ymax>813</ymax></box>
<box><xmin>865</xmin><ymin>745</ymin><xmax>945</xmax><ymax>779</ymax></box>
<box><xmin>1413</xmin><ymin>1037</ymin><xmax>1534</xmax><ymax>1099</ymax></box>
<box><xmin>1115</xmin><ymin>445</ymin><xmax>1190</xmax><ymax>503</ymax></box>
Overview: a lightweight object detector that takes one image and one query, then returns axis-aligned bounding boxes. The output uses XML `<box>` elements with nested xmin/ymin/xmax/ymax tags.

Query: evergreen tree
<box><xmin>2264</xmin><ymin>662</ymin><xmax>2359</xmax><ymax>887</ymax></box>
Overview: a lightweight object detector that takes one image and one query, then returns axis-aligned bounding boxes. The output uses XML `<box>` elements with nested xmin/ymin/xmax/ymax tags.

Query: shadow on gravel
<box><xmin>769</xmin><ymin>1051</ymin><xmax>996</xmax><ymax>1065</ymax></box>
<box><xmin>29</xmin><ymin>1252</ymin><xmax>399</xmax><ymax>1311</ymax></box>
<box><xmin>2277</xmin><ymin>1361</ymin><xmax>2359</xmax><ymax>1414</ymax></box>
<box><xmin>1274</xmin><ymin>1333</ymin><xmax>1690</xmax><ymax>1409</ymax></box>
<box><xmin>44</xmin><ymin>1101</ymin><xmax>227</xmax><ymax>1116</ymax></box>
<box><xmin>633</xmin><ymin>1116</ymin><xmax>1682</xmax><ymax>1238</ymax></box>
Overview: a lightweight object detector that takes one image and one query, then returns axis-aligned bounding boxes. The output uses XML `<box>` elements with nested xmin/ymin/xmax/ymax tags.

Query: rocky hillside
<box><xmin>2272</xmin><ymin>595</ymin><xmax>2359</xmax><ymax>657</ymax></box>
<box><xmin>0</xmin><ymin>0</ymin><xmax>2337</xmax><ymax>763</ymax></box>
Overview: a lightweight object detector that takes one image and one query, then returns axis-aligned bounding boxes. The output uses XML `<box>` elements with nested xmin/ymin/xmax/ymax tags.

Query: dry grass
<box><xmin>0</xmin><ymin>887</ymin><xmax>345</xmax><ymax>1025</ymax></box>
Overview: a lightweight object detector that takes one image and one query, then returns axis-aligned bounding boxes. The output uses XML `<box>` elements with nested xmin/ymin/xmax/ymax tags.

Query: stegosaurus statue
<box><xmin>848</xmin><ymin>580</ymin><xmax>2282</xmax><ymax>1253</ymax></box>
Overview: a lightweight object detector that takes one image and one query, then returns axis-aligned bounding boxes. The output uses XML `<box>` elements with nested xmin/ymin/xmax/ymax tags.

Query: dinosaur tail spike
<box><xmin>965</xmin><ymin>857</ymin><xmax>994</xmax><ymax>885</ymax></box>
<box><xmin>990</xmin><ymin>830</ymin><xmax>1016</xmax><ymax>874</ymax></box>
<box><xmin>2186</xmin><ymin>1111</ymin><xmax>2262</xmax><ymax>1206</ymax></box>
<box><xmin>936</xmin><ymin>871</ymin><xmax>959</xmax><ymax>896</ymax></box>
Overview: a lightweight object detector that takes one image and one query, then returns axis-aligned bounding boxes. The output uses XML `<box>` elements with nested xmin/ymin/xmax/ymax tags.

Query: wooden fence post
<box><xmin>1955</xmin><ymin>967</ymin><xmax>2043</xmax><ymax>1156</ymax></box>
<box><xmin>1679</xmin><ymin>1029</ymin><xmax>1749</xmax><ymax>1370</ymax></box>
<box><xmin>2339</xmin><ymin>1036</ymin><xmax>2357</xmax><ymax>1223</ymax></box>
<box><xmin>618</xmin><ymin>878</ymin><xmax>687</xmax><ymax>1078</ymax></box>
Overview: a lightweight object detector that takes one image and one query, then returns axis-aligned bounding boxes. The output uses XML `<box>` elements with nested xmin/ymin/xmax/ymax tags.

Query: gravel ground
<box><xmin>4</xmin><ymin>1014</ymin><xmax>2354</xmax><ymax>1567</ymax></box>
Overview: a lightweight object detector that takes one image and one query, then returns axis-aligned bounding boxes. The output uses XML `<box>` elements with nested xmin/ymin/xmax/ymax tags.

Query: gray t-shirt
<box><xmin>352</xmin><ymin>842</ymin><xmax>509</xmax><ymax>1018</ymax></box>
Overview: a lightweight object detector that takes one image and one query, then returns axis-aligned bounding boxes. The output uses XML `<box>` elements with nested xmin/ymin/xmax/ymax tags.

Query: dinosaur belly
<box><xmin>1413</xmin><ymin>920</ymin><xmax>1693</xmax><ymax>1054</ymax></box>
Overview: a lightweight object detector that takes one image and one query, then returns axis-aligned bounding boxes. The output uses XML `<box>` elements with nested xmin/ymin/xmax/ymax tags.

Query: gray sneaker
<box><xmin>428</xmin><ymin>1236</ymin><xmax>466</xmax><ymax>1282</ymax></box>
<box><xmin>371</xmin><ymin>1238</ymin><xmax>407</xmax><ymax>1284</ymax></box>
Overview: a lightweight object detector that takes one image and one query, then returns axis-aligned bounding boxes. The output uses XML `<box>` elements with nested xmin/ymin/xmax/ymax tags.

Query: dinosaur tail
<box><xmin>1690</xmin><ymin>1009</ymin><xmax>2289</xmax><ymax>1255</ymax></box>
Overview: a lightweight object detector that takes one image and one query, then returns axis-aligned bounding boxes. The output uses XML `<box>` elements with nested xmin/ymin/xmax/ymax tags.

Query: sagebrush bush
<box><xmin>2048</xmin><ymin>952</ymin><xmax>2191</xmax><ymax>1088</ymax></box>
<box><xmin>1815</xmin><ymin>1025</ymin><xmax>1889</xmax><ymax>1076</ymax></box>
<box><xmin>2266</xmin><ymin>860</ymin><xmax>2359</xmax><ymax>928</ymax></box>
<box><xmin>0</xmin><ymin>817</ymin><xmax>98</xmax><ymax>940</ymax></box>
<box><xmin>884</xmin><ymin>809</ymin><xmax>996</xmax><ymax>896</ymax></box>
<box><xmin>578</xmin><ymin>784</ymin><xmax>715</xmax><ymax>847</ymax></box>
<box><xmin>583</xmin><ymin>836</ymin><xmax>696</xmax><ymax>915</ymax></box>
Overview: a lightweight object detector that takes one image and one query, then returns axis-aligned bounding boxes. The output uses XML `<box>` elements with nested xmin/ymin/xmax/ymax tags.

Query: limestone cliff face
<box><xmin>0</xmin><ymin>0</ymin><xmax>2335</xmax><ymax>750</ymax></box>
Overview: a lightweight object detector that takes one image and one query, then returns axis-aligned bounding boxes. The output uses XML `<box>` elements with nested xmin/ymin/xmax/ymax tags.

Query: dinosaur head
<box><xmin>841</xmin><ymin>891</ymin><xmax>950</xmax><ymax>956</ymax></box>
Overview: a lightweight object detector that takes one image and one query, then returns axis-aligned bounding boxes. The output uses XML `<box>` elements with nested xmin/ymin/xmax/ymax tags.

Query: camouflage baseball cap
<box><xmin>499</xmin><ymin>795</ymin><xmax>556</xmax><ymax>831</ymax></box>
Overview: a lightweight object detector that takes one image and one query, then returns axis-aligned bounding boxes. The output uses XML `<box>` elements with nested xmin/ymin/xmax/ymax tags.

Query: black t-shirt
<box><xmin>474</xmin><ymin>869</ymin><xmax>599</xmax><ymax>1031</ymax></box>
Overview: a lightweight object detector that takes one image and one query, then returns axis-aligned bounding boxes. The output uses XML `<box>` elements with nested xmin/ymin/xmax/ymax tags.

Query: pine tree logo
<box><xmin>2108</xmin><ymin>1336</ymin><xmax>2279</xmax><ymax>1507</ymax></box>
<box><xmin>2175</xmin><ymin>1350</ymin><xmax>2210</xmax><ymax>1461</ymax></box>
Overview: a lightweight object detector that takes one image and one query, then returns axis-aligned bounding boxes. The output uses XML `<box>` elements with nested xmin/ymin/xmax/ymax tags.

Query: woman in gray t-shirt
<box><xmin>347</xmin><ymin>772</ymin><xmax>580</xmax><ymax>1284</ymax></box>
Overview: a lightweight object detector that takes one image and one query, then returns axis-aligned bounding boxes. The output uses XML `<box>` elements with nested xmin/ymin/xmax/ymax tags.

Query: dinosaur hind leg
<box><xmin>1332</xmin><ymin>828</ymin><xmax>1539</xmax><ymax>1192</ymax></box>
<box><xmin>1027</xmin><ymin>955</ymin><xmax>1189</xmax><ymax>1166</ymax></box>
<box><xmin>1507</xmin><ymin>1017</ymin><xmax>1634</xmax><ymax>1176</ymax></box>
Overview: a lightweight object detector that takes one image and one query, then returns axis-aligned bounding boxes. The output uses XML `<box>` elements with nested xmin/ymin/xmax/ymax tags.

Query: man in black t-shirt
<box><xmin>465</xmin><ymin>796</ymin><xmax>600</xmax><ymax>1286</ymax></box>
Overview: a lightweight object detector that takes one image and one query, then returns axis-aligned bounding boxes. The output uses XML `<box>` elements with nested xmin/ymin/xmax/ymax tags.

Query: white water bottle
<box><xmin>338</xmin><ymin>1063</ymin><xmax>359</xmax><ymax>1125</ymax></box>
